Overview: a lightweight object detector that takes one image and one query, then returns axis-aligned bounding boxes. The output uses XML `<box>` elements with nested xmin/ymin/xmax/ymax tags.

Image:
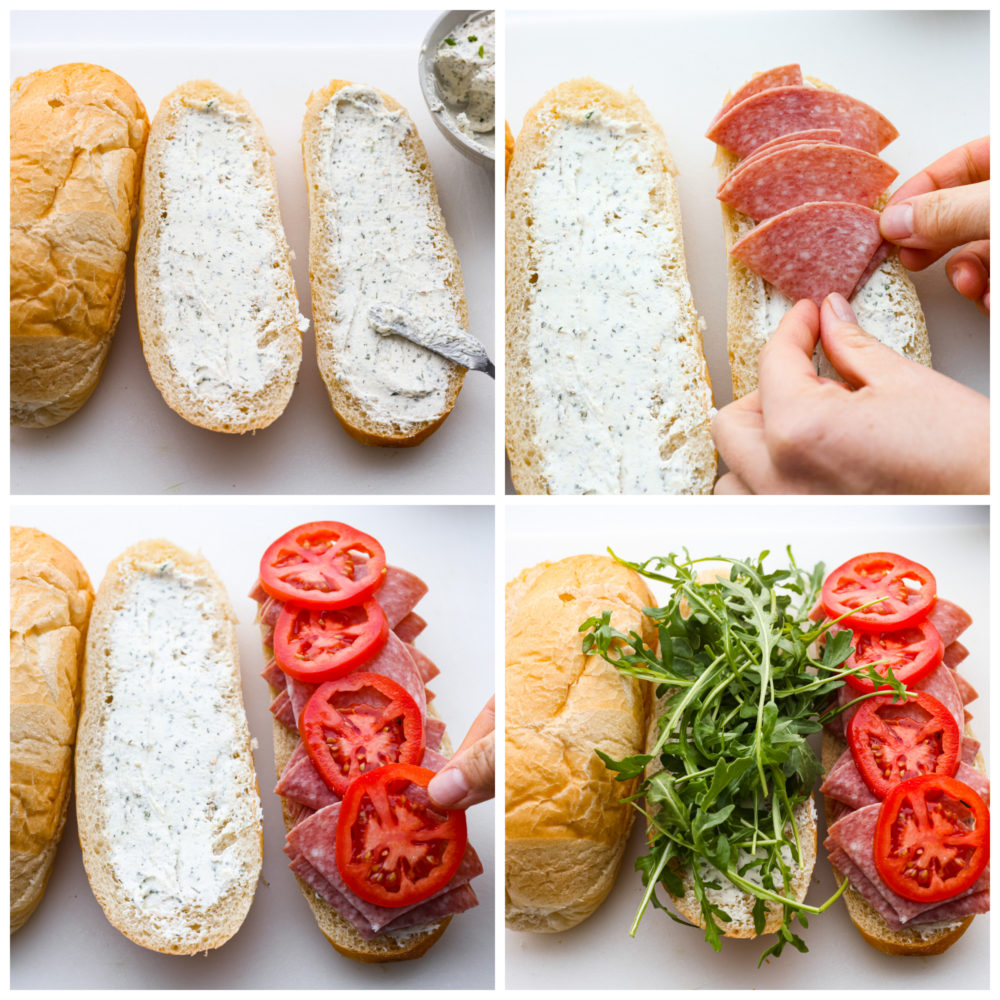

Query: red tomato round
<box><xmin>260</xmin><ymin>522</ymin><xmax>386</xmax><ymax>609</ymax></box>
<box><xmin>336</xmin><ymin>764</ymin><xmax>467</xmax><ymax>908</ymax></box>
<box><xmin>844</xmin><ymin>619</ymin><xmax>943</xmax><ymax>693</ymax></box>
<box><xmin>274</xmin><ymin>599</ymin><xmax>388</xmax><ymax>683</ymax></box>
<box><xmin>300</xmin><ymin>673</ymin><xmax>424</xmax><ymax>797</ymax></box>
<box><xmin>847</xmin><ymin>690</ymin><xmax>961</xmax><ymax>800</ymax></box>
<box><xmin>874</xmin><ymin>774</ymin><xmax>989</xmax><ymax>903</ymax></box>
<box><xmin>822</xmin><ymin>552</ymin><xmax>936</xmax><ymax>630</ymax></box>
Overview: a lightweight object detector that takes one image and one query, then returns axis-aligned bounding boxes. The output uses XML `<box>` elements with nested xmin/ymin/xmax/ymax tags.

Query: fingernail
<box><xmin>881</xmin><ymin>204</ymin><xmax>914</xmax><ymax>240</ymax></box>
<box><xmin>984</xmin><ymin>290</ymin><xmax>990</xmax><ymax>313</ymax></box>
<box><xmin>428</xmin><ymin>768</ymin><xmax>468</xmax><ymax>807</ymax></box>
<box><xmin>951</xmin><ymin>265</ymin><xmax>967</xmax><ymax>293</ymax></box>
<box><xmin>828</xmin><ymin>292</ymin><xmax>857</xmax><ymax>324</ymax></box>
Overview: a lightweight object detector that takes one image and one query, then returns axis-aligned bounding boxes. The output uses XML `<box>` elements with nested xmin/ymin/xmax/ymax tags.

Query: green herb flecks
<box><xmin>444</xmin><ymin>37</ymin><xmax>457</xmax><ymax>46</ymax></box>
<box><xmin>479</xmin><ymin>45</ymin><xmax>485</xmax><ymax>58</ymax></box>
<box><xmin>581</xmin><ymin>547</ymin><xmax>902</xmax><ymax>965</ymax></box>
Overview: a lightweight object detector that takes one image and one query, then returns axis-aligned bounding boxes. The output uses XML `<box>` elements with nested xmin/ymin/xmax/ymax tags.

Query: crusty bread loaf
<box><xmin>505</xmin><ymin>555</ymin><xmax>655</xmax><ymax>932</ymax></box>
<box><xmin>504</xmin><ymin>120</ymin><xmax>514</xmax><ymax>184</ymax></box>
<box><xmin>506</xmin><ymin>78</ymin><xmax>716</xmax><ymax>495</ymax></box>
<box><xmin>10</xmin><ymin>64</ymin><xmax>148</xmax><ymax>427</ymax></box>
<box><xmin>302</xmin><ymin>80</ymin><xmax>467</xmax><ymax>447</ymax></box>
<box><xmin>716</xmin><ymin>74</ymin><xmax>931</xmax><ymax>400</ymax></box>
<box><xmin>820</xmin><ymin>726</ymin><xmax>984</xmax><ymax>955</ymax></box>
<box><xmin>76</xmin><ymin>540</ymin><xmax>262</xmax><ymax>954</ymax></box>
<box><xmin>135</xmin><ymin>80</ymin><xmax>304</xmax><ymax>433</ymax></box>
<box><xmin>10</xmin><ymin>527</ymin><xmax>94</xmax><ymax>933</ymax></box>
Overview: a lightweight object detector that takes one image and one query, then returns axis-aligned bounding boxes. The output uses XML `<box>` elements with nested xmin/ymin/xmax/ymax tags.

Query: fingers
<box><xmin>947</xmin><ymin>241</ymin><xmax>991</xmax><ymax>305</ymax></box>
<box><xmin>714</xmin><ymin>472</ymin><xmax>753</xmax><ymax>494</ymax></box>
<box><xmin>819</xmin><ymin>294</ymin><xmax>914</xmax><ymax>388</ymax></box>
<box><xmin>755</xmin><ymin>300</ymin><xmax>821</xmax><ymax>419</ymax></box>
<box><xmin>881</xmin><ymin>182</ymin><xmax>990</xmax><ymax>265</ymax></box>
<box><xmin>452</xmin><ymin>695</ymin><xmax>495</xmax><ymax>759</ymax></box>
<box><xmin>427</xmin><ymin>730</ymin><xmax>495</xmax><ymax>810</ymax></box>
<box><xmin>887</xmin><ymin>136</ymin><xmax>990</xmax><ymax>204</ymax></box>
<box><xmin>712</xmin><ymin>391</ymin><xmax>773</xmax><ymax>493</ymax></box>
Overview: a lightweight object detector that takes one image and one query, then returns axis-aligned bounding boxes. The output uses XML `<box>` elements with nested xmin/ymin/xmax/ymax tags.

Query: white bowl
<box><xmin>418</xmin><ymin>9</ymin><xmax>496</xmax><ymax>177</ymax></box>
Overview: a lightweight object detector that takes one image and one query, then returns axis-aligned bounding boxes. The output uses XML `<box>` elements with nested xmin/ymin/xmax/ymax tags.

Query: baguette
<box><xmin>505</xmin><ymin>555</ymin><xmax>655</xmax><ymax>932</ymax></box>
<box><xmin>135</xmin><ymin>81</ymin><xmax>305</xmax><ymax>433</ymax></box>
<box><xmin>76</xmin><ymin>540</ymin><xmax>262</xmax><ymax>954</ymax></box>
<box><xmin>821</xmin><ymin>725</ymin><xmax>985</xmax><ymax>956</ymax></box>
<box><xmin>302</xmin><ymin>81</ymin><xmax>467</xmax><ymax>447</ymax></box>
<box><xmin>505</xmin><ymin>78</ymin><xmax>716</xmax><ymax>495</ymax></box>
<box><xmin>716</xmin><ymin>73</ymin><xmax>931</xmax><ymax>400</ymax></box>
<box><xmin>10</xmin><ymin>527</ymin><xmax>94</xmax><ymax>932</ymax></box>
<box><xmin>504</xmin><ymin>120</ymin><xmax>514</xmax><ymax>185</ymax></box>
<box><xmin>10</xmin><ymin>64</ymin><xmax>148</xmax><ymax>427</ymax></box>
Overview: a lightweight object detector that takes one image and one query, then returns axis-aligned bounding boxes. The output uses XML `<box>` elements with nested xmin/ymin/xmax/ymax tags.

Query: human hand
<box><xmin>713</xmin><ymin>296</ymin><xmax>989</xmax><ymax>495</ymax></box>
<box><xmin>428</xmin><ymin>695</ymin><xmax>495</xmax><ymax>810</ymax></box>
<box><xmin>880</xmin><ymin>137</ymin><xmax>990</xmax><ymax>315</ymax></box>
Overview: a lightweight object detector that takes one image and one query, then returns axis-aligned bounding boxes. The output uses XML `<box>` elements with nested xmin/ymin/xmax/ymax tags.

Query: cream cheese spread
<box><xmin>157</xmin><ymin>98</ymin><xmax>307</xmax><ymax>420</ymax></box>
<box><xmin>368</xmin><ymin>303</ymin><xmax>489</xmax><ymax>371</ymax></box>
<box><xmin>100</xmin><ymin>560</ymin><xmax>260</xmax><ymax>945</ymax></box>
<box><xmin>525</xmin><ymin>107</ymin><xmax>715</xmax><ymax>494</ymax></box>
<box><xmin>316</xmin><ymin>85</ymin><xmax>460</xmax><ymax>428</ymax></box>
<box><xmin>431</xmin><ymin>11</ymin><xmax>496</xmax><ymax>154</ymax></box>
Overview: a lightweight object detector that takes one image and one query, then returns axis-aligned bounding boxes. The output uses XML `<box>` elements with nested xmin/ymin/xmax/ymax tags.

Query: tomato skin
<box><xmin>847</xmin><ymin>690</ymin><xmax>961</xmax><ymax>800</ymax></box>
<box><xmin>274</xmin><ymin>599</ymin><xmax>388</xmax><ymax>683</ymax></box>
<box><xmin>336</xmin><ymin>764</ymin><xmax>467</xmax><ymax>908</ymax></box>
<box><xmin>874</xmin><ymin>774</ymin><xmax>989</xmax><ymax>903</ymax></box>
<box><xmin>822</xmin><ymin>552</ymin><xmax>937</xmax><ymax>630</ymax></box>
<box><xmin>301</xmin><ymin>673</ymin><xmax>424</xmax><ymax>797</ymax></box>
<box><xmin>844</xmin><ymin>619</ymin><xmax>943</xmax><ymax>693</ymax></box>
<box><xmin>260</xmin><ymin>521</ymin><xmax>387</xmax><ymax>609</ymax></box>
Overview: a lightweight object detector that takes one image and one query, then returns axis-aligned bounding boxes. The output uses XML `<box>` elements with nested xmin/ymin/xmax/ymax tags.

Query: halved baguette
<box><xmin>76</xmin><ymin>540</ymin><xmax>262</xmax><ymax>954</ymax></box>
<box><xmin>10</xmin><ymin>527</ymin><xmax>94</xmax><ymax>932</ymax></box>
<box><xmin>135</xmin><ymin>81</ymin><xmax>305</xmax><ymax>433</ymax></box>
<box><xmin>505</xmin><ymin>78</ymin><xmax>716</xmax><ymax>495</ymax></box>
<box><xmin>715</xmin><ymin>74</ymin><xmax>931</xmax><ymax>400</ymax></box>
<box><xmin>820</xmin><ymin>726</ymin><xmax>985</xmax><ymax>956</ymax></box>
<box><xmin>302</xmin><ymin>80</ymin><xmax>467</xmax><ymax>447</ymax></box>
<box><xmin>10</xmin><ymin>64</ymin><xmax>148</xmax><ymax>427</ymax></box>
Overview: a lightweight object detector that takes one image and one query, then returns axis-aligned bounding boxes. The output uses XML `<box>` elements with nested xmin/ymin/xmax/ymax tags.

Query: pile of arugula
<box><xmin>581</xmin><ymin>548</ymin><xmax>905</xmax><ymax>965</ymax></box>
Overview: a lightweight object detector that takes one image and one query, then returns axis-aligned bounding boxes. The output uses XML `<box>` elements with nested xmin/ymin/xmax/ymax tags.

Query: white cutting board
<box><xmin>11</xmin><ymin>11</ymin><xmax>495</xmax><ymax>495</ymax></box>
<box><xmin>9</xmin><ymin>504</ymin><xmax>495</xmax><ymax>989</ymax></box>
<box><xmin>504</xmin><ymin>9</ymin><xmax>989</xmax><ymax>494</ymax></box>
<box><xmin>505</xmin><ymin>504</ymin><xmax>989</xmax><ymax>989</ymax></box>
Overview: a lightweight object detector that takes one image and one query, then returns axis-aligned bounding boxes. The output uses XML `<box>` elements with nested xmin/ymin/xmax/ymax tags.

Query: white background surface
<box><xmin>504</xmin><ymin>9</ymin><xmax>990</xmax><ymax>494</ymax></box>
<box><xmin>11</xmin><ymin>11</ymin><xmax>495</xmax><ymax>495</ymax></box>
<box><xmin>9</xmin><ymin>504</ymin><xmax>495</xmax><ymax>989</ymax></box>
<box><xmin>505</xmin><ymin>504</ymin><xmax>989</xmax><ymax>988</ymax></box>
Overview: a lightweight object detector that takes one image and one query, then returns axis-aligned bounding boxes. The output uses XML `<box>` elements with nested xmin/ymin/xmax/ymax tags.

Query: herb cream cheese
<box><xmin>99</xmin><ymin>560</ymin><xmax>260</xmax><ymax>945</ymax></box>
<box><xmin>434</xmin><ymin>11</ymin><xmax>496</xmax><ymax>147</ymax></box>
<box><xmin>156</xmin><ymin>98</ymin><xmax>307</xmax><ymax>421</ymax></box>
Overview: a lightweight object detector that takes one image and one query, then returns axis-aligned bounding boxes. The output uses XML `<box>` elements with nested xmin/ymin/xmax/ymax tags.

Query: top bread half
<box><xmin>10</xmin><ymin>64</ymin><xmax>148</xmax><ymax>428</ymax></box>
<box><xmin>302</xmin><ymin>80</ymin><xmax>467</xmax><ymax>447</ymax></box>
<box><xmin>135</xmin><ymin>81</ymin><xmax>305</xmax><ymax>433</ymax></box>
<box><xmin>505</xmin><ymin>78</ymin><xmax>716</xmax><ymax>495</ymax></box>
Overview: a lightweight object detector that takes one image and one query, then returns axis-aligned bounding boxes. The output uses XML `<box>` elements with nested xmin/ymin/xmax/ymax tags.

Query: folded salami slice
<box><xmin>377</xmin><ymin>566</ymin><xmax>429</xmax><ymax>630</ymax></box>
<box><xmin>729</xmin><ymin>201</ymin><xmax>883</xmax><ymax>306</ymax></box>
<box><xmin>962</xmin><ymin>737</ymin><xmax>981</xmax><ymax>765</ymax></box>
<box><xmin>827</xmin><ymin>843</ymin><xmax>908</xmax><ymax>931</ymax></box>
<box><xmin>285</xmin><ymin>675</ymin><xmax>319</xmax><ymax>727</ymax></box>
<box><xmin>269</xmin><ymin>688</ymin><xmax>296</xmax><ymax>729</ymax></box>
<box><xmin>365</xmin><ymin>631</ymin><xmax>427</xmax><ymax>721</ymax></box>
<box><xmin>718</xmin><ymin>144</ymin><xmax>898</xmax><ymax>221</ymax></box>
<box><xmin>406</xmin><ymin>644</ymin><xmax>441</xmax><ymax>684</ymax></box>
<box><xmin>708</xmin><ymin>63</ymin><xmax>803</xmax><ymax>128</ymax></box>
<box><xmin>944</xmin><ymin>640</ymin><xmax>970</xmax><ymax>670</ymax></box>
<box><xmin>849</xmin><ymin>238</ymin><xmax>895</xmax><ymax>298</ymax></box>
<box><xmin>426</xmin><ymin>716</ymin><xmax>446</xmax><ymax>751</ymax></box>
<box><xmin>927</xmin><ymin>598</ymin><xmax>973</xmax><ymax>647</ymax></box>
<box><xmin>261</xmin><ymin>657</ymin><xmax>287</xmax><ymax>691</ymax></box>
<box><xmin>395</xmin><ymin>611</ymin><xmax>427</xmax><ymax>644</ymax></box>
<box><xmin>953</xmin><ymin>671</ymin><xmax>979</xmax><ymax>706</ymax></box>
<box><xmin>747</xmin><ymin>127</ymin><xmax>842</xmax><ymax>159</ymax></box>
<box><xmin>707</xmin><ymin>86</ymin><xmax>899</xmax><ymax>157</ymax></box>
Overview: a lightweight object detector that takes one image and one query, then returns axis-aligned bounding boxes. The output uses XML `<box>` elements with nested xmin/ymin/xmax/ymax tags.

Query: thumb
<box><xmin>819</xmin><ymin>294</ymin><xmax>912</xmax><ymax>388</ymax></box>
<box><xmin>427</xmin><ymin>730</ymin><xmax>495</xmax><ymax>810</ymax></box>
<box><xmin>881</xmin><ymin>182</ymin><xmax>990</xmax><ymax>252</ymax></box>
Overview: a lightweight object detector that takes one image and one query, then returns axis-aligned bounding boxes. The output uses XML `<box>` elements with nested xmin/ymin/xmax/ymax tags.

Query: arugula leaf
<box><xmin>595</xmin><ymin>748</ymin><xmax>651</xmax><ymax>782</ymax></box>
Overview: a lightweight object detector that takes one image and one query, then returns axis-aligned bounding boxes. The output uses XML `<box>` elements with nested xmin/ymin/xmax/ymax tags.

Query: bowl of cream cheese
<box><xmin>419</xmin><ymin>9</ymin><xmax>495</xmax><ymax>175</ymax></box>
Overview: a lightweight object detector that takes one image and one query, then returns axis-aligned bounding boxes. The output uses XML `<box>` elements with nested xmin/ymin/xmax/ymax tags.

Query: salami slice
<box><xmin>910</xmin><ymin>888</ymin><xmax>990</xmax><ymax>925</ymax></box>
<box><xmin>707</xmin><ymin>86</ymin><xmax>899</xmax><ymax>158</ymax></box>
<box><xmin>276</xmin><ymin>753</ymin><xmax>341</xmax><ymax>811</ymax></box>
<box><xmin>426</xmin><ymin>716</ymin><xmax>446</xmax><ymax>751</ymax></box>
<box><xmin>944</xmin><ymin>640</ymin><xmax>969</xmax><ymax>670</ymax></box>
<box><xmin>827</xmin><ymin>843</ymin><xmax>907</xmax><ymax>931</ymax></box>
<box><xmin>378</xmin><ymin>566</ymin><xmax>429</xmax><ymax>630</ymax></box>
<box><xmin>395</xmin><ymin>611</ymin><xmax>427</xmax><ymax>644</ymax></box>
<box><xmin>911</xmin><ymin>663</ymin><xmax>965</xmax><ymax>735</ymax></box>
<box><xmin>820</xmin><ymin>754</ymin><xmax>878</xmax><ymax>810</ymax></box>
<box><xmin>927</xmin><ymin>598</ymin><xmax>973</xmax><ymax>647</ymax></box>
<box><xmin>953</xmin><ymin>671</ymin><xmax>979</xmax><ymax>706</ymax></box>
<box><xmin>962</xmin><ymin>737</ymin><xmax>981</xmax><ymax>765</ymax></box>
<box><xmin>718</xmin><ymin>144</ymin><xmax>898</xmax><ymax>221</ymax></box>
<box><xmin>850</xmin><ymin>238</ymin><xmax>895</xmax><ymax>299</ymax></box>
<box><xmin>269</xmin><ymin>689</ymin><xmax>296</xmax><ymax>729</ymax></box>
<box><xmin>748</xmin><ymin>127</ymin><xmax>842</xmax><ymax>159</ymax></box>
<box><xmin>708</xmin><ymin>63</ymin><xmax>803</xmax><ymax>128</ymax></box>
<box><xmin>406</xmin><ymin>644</ymin><xmax>441</xmax><ymax>684</ymax></box>
<box><xmin>720</xmin><ymin>132</ymin><xmax>845</xmax><ymax>190</ymax></box>
<box><xmin>261</xmin><ymin>657</ymin><xmax>287</xmax><ymax>692</ymax></box>
<box><xmin>729</xmin><ymin>201</ymin><xmax>883</xmax><ymax>306</ymax></box>
<box><xmin>364</xmin><ymin>630</ymin><xmax>427</xmax><ymax>721</ymax></box>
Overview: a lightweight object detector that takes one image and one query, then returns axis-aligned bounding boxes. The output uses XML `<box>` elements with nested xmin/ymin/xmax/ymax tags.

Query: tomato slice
<box><xmin>822</xmin><ymin>552</ymin><xmax>936</xmax><ymax>630</ymax></box>
<box><xmin>300</xmin><ymin>673</ymin><xmax>424</xmax><ymax>796</ymax></box>
<box><xmin>874</xmin><ymin>774</ymin><xmax>989</xmax><ymax>903</ymax></box>
<box><xmin>336</xmin><ymin>764</ymin><xmax>467</xmax><ymax>907</ymax></box>
<box><xmin>847</xmin><ymin>690</ymin><xmax>961</xmax><ymax>799</ymax></box>
<box><xmin>260</xmin><ymin>522</ymin><xmax>386</xmax><ymax>609</ymax></box>
<box><xmin>274</xmin><ymin>599</ymin><xmax>388</xmax><ymax>683</ymax></box>
<box><xmin>844</xmin><ymin>619</ymin><xmax>943</xmax><ymax>693</ymax></box>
